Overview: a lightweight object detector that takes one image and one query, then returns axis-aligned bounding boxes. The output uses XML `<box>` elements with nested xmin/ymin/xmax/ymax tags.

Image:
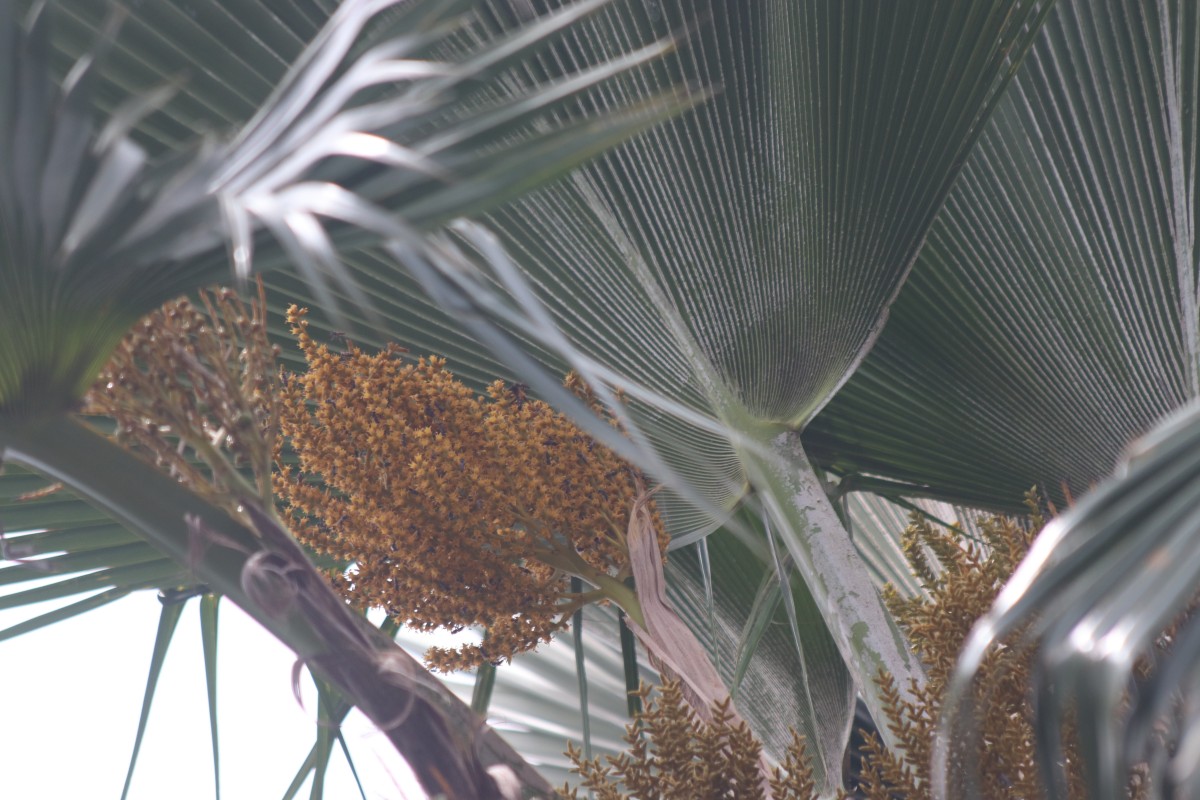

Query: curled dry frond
<box><xmin>84</xmin><ymin>281</ymin><xmax>279</xmax><ymax>519</ymax></box>
<box><xmin>274</xmin><ymin>306</ymin><xmax>667</xmax><ymax>670</ymax></box>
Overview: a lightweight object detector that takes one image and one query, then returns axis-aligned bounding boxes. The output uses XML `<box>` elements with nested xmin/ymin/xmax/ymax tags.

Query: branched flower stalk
<box><xmin>275</xmin><ymin>305</ymin><xmax>668</xmax><ymax>670</ymax></box>
<box><xmin>560</xmin><ymin>680</ymin><xmax>820</xmax><ymax>800</ymax></box>
<box><xmin>81</xmin><ymin>287</ymin><xmax>556</xmax><ymax>799</ymax></box>
<box><xmin>275</xmin><ymin>306</ymin><xmax>785</xmax><ymax>791</ymax></box>
<box><xmin>85</xmin><ymin>280</ymin><xmax>280</xmax><ymax>517</ymax></box>
<box><xmin>89</xmin><ymin>288</ymin><xmax>785</xmax><ymax>794</ymax></box>
<box><xmin>854</xmin><ymin>493</ymin><xmax>1161</xmax><ymax>800</ymax></box>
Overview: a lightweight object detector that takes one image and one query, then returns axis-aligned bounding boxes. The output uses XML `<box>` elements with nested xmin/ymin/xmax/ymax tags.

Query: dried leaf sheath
<box><xmin>623</xmin><ymin>487</ymin><xmax>776</xmax><ymax>792</ymax></box>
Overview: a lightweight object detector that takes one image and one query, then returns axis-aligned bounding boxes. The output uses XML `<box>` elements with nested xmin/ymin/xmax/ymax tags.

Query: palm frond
<box><xmin>938</xmin><ymin>401</ymin><xmax>1200</xmax><ymax>800</ymax></box>
<box><xmin>1</xmin><ymin>1</ymin><xmax>691</xmax><ymax>795</ymax></box>
<box><xmin>339</xmin><ymin>1</ymin><xmax>1055</xmax><ymax>752</ymax></box>
<box><xmin>120</xmin><ymin>598</ymin><xmax>186</xmax><ymax>800</ymax></box>
<box><xmin>0</xmin><ymin>0</ymin><xmax>684</xmax><ymax>416</ymax></box>
<box><xmin>807</xmin><ymin>0</ymin><xmax>1200</xmax><ymax>514</ymax></box>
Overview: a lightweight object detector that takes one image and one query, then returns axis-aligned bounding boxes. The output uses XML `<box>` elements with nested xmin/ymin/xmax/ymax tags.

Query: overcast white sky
<box><xmin>0</xmin><ymin>588</ymin><xmax>427</xmax><ymax>799</ymax></box>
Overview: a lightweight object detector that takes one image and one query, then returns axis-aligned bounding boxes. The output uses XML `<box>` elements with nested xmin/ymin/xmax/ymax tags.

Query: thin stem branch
<box><xmin>532</xmin><ymin>541</ymin><xmax>645</xmax><ymax>628</ymax></box>
<box><xmin>0</xmin><ymin>414</ymin><xmax>553</xmax><ymax>800</ymax></box>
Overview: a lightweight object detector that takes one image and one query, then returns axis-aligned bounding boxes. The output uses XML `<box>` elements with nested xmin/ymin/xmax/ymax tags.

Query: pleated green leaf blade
<box><xmin>808</xmin><ymin>0</ymin><xmax>1200</xmax><ymax>513</ymax></box>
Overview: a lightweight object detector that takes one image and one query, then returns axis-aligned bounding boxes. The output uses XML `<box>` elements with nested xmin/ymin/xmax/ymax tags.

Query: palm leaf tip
<box><xmin>0</xmin><ymin>0</ymin><xmax>407</xmax><ymax>414</ymax></box>
<box><xmin>0</xmin><ymin>0</ymin><xmax>687</xmax><ymax>417</ymax></box>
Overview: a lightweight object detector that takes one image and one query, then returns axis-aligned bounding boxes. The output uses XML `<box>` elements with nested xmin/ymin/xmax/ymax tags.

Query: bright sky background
<box><xmin>0</xmin><ymin>587</ymin><xmax>428</xmax><ymax>799</ymax></box>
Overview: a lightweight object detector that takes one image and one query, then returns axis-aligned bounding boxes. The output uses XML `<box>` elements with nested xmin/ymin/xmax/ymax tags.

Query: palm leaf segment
<box><xmin>372</xmin><ymin>0</ymin><xmax>1052</xmax><ymax>759</ymax></box>
<box><xmin>0</xmin><ymin>0</ymin><xmax>677</xmax><ymax>418</ymax></box>
<box><xmin>808</xmin><ymin>0</ymin><xmax>1200</xmax><ymax>513</ymax></box>
<box><xmin>0</xmin><ymin>0</ymin><xmax>687</xmax><ymax>795</ymax></box>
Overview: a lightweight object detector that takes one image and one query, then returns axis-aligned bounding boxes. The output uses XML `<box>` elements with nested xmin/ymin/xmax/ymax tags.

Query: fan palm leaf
<box><xmin>786</xmin><ymin>0</ymin><xmax>1200</xmax><ymax>794</ymax></box>
<box><xmin>807</xmin><ymin>0</ymin><xmax>1200</xmax><ymax>514</ymax></box>
<box><xmin>347</xmin><ymin>0</ymin><xmax>1053</xmax><ymax>770</ymax></box>
<box><xmin>0</xmin><ymin>0</ymin><xmax>688</xmax><ymax>795</ymax></box>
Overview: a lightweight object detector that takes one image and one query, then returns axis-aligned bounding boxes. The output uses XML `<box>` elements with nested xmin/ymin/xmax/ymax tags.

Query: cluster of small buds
<box><xmin>561</xmin><ymin>680</ymin><xmax>818</xmax><ymax>800</ymax></box>
<box><xmin>85</xmin><ymin>281</ymin><xmax>280</xmax><ymax>516</ymax></box>
<box><xmin>862</xmin><ymin>492</ymin><xmax>1108</xmax><ymax>800</ymax></box>
<box><xmin>275</xmin><ymin>306</ymin><xmax>667</xmax><ymax>670</ymax></box>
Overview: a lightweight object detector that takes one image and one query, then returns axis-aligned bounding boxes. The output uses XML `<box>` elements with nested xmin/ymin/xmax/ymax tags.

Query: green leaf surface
<box><xmin>807</xmin><ymin>0</ymin><xmax>1200</xmax><ymax>513</ymax></box>
<box><xmin>570</xmin><ymin>576</ymin><xmax>593</xmax><ymax>763</ymax></box>
<box><xmin>0</xmin><ymin>522</ymin><xmax>143</xmax><ymax>557</ymax></box>
<box><xmin>0</xmin><ymin>464</ymin><xmax>62</xmax><ymax>501</ymax></box>
<box><xmin>200</xmin><ymin>594</ymin><xmax>222</xmax><ymax>800</ymax></box>
<box><xmin>309</xmin><ymin>677</ymin><xmax>335</xmax><ymax>800</ymax></box>
<box><xmin>0</xmin><ymin>585</ymin><xmax>134</xmax><ymax>642</ymax></box>
<box><xmin>120</xmin><ymin>598</ymin><xmax>186</xmax><ymax>800</ymax></box>
<box><xmin>397</xmin><ymin>603</ymin><xmax>658</xmax><ymax>788</ymax></box>
<box><xmin>471</xmin><ymin>661</ymin><xmax>498</xmax><ymax>717</ymax></box>
<box><xmin>0</xmin><ymin>496</ymin><xmax>114</xmax><ymax>530</ymax></box>
<box><xmin>0</xmin><ymin>560</ymin><xmax>181</xmax><ymax>607</ymax></box>
<box><xmin>618</xmin><ymin>608</ymin><xmax>641</xmax><ymax>719</ymax></box>
<box><xmin>332</xmin><ymin>722</ymin><xmax>368</xmax><ymax>800</ymax></box>
<box><xmin>0</xmin><ymin>542</ymin><xmax>169</xmax><ymax>585</ymax></box>
<box><xmin>282</xmin><ymin>748</ymin><xmax>319</xmax><ymax>800</ymax></box>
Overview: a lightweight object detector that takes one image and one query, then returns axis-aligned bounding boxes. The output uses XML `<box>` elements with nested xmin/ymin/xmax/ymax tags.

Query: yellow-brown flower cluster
<box><xmin>856</xmin><ymin>492</ymin><xmax>1151</xmax><ymax>800</ymax></box>
<box><xmin>560</xmin><ymin>680</ymin><xmax>818</xmax><ymax>800</ymax></box>
<box><xmin>274</xmin><ymin>306</ymin><xmax>666</xmax><ymax>670</ymax></box>
<box><xmin>85</xmin><ymin>282</ymin><xmax>279</xmax><ymax>517</ymax></box>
